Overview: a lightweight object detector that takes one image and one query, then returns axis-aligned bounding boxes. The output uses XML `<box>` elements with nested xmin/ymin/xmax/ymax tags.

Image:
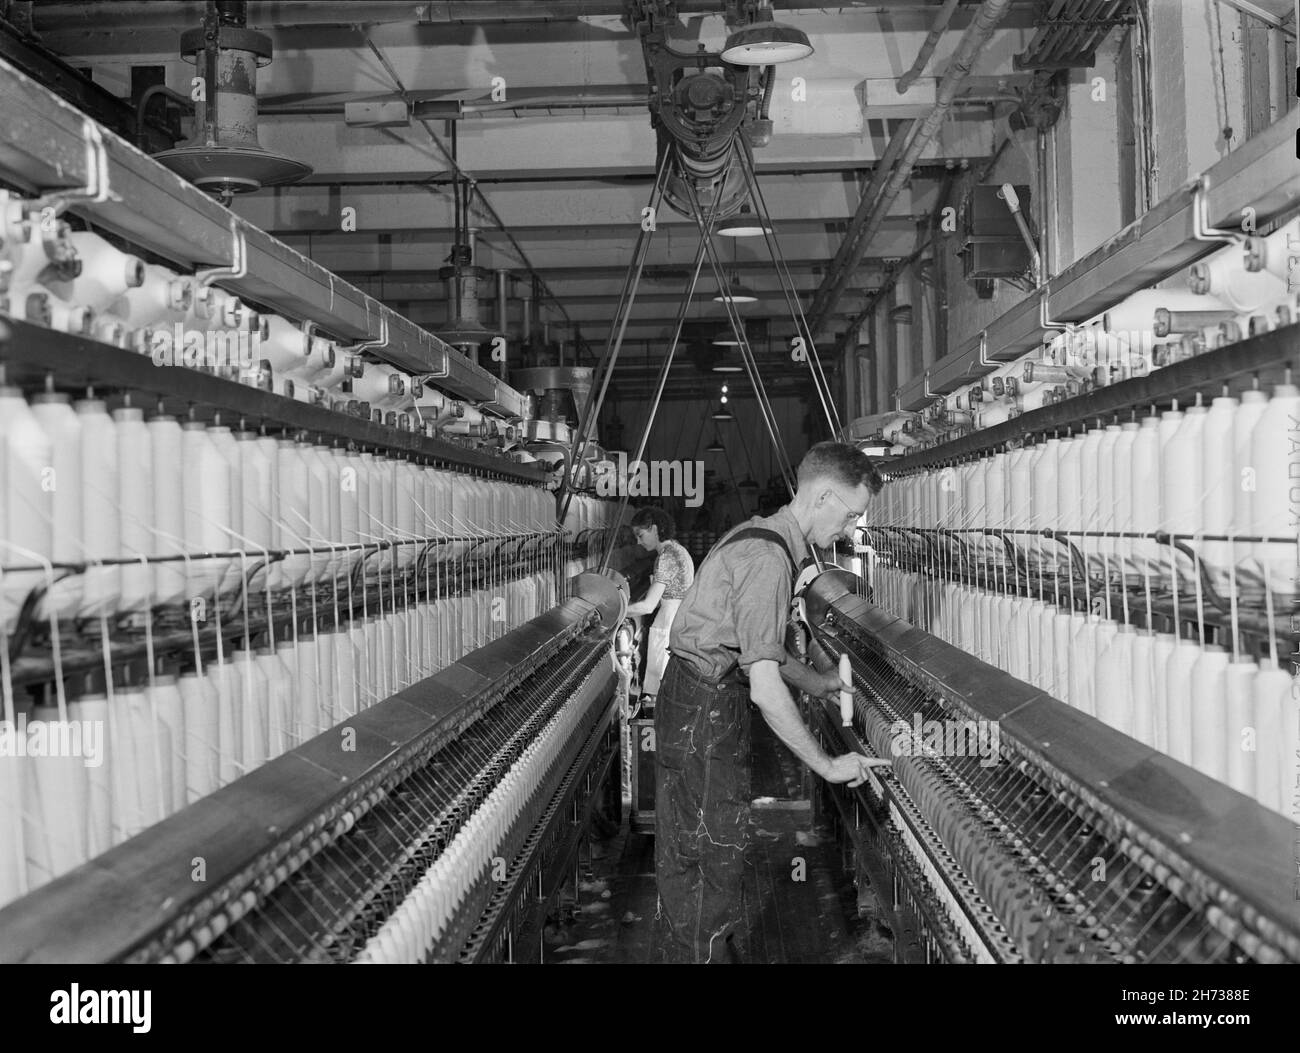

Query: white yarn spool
<box><xmin>1243</xmin><ymin>217</ymin><xmax>1300</xmax><ymax>281</ymax></box>
<box><xmin>273</xmin><ymin>642</ymin><xmax>300</xmax><ymax>752</ymax></box>
<box><xmin>1031</xmin><ymin>438</ymin><xmax>1060</xmax><ymax>569</ymax></box>
<box><xmin>1222</xmin><ymin>658</ymin><xmax>1258</xmax><ymax>797</ymax></box>
<box><xmin>259</xmin><ymin>314</ymin><xmax>312</xmax><ymax>386</ymax></box>
<box><xmin>396</xmin><ymin>461</ymin><xmax>419</xmax><ymax>571</ymax></box>
<box><xmin>1188</xmin><ymin>645</ymin><xmax>1230</xmax><ymax>779</ymax></box>
<box><xmin>363</xmin><ymin>617</ymin><xmax>381</xmax><ymax>708</ymax></box>
<box><xmin>146</xmin><ymin>415</ymin><xmax>186</xmax><ymax>605</ymax></box>
<box><xmin>1230</xmin><ymin>388</ymin><xmax>1268</xmax><ymax>584</ymax></box>
<box><xmin>114</xmin><ymin>407</ymin><xmax>155</xmax><ymax>612</ymax></box>
<box><xmin>995</xmin><ymin>593</ymin><xmax>1015</xmax><ymax>672</ymax></box>
<box><xmin>178</xmin><ymin>670</ymin><xmax>219</xmax><ymax>804</ymax></box>
<box><xmin>180</xmin><ymin>422</ymin><xmax>230</xmax><ymax>599</ymax></box>
<box><xmin>134</xmin><ymin>681</ymin><xmax>173</xmax><ymax>828</ymax></box>
<box><xmin>295</xmin><ymin>636</ymin><xmax>321</xmax><ymax>740</ymax></box>
<box><xmin>208</xmin><ymin>660</ymin><xmax>241</xmax><ymax>787</ymax></box>
<box><xmin>29</xmin><ymin>392</ymin><xmax>84</xmax><ymax>620</ymax></box>
<box><xmin>0</xmin><ymin>389</ymin><xmax>54</xmax><ymax>634</ymax></box>
<box><xmin>4</xmin><ymin>755</ymin><xmax>35</xmax><ymax>903</ymax></box>
<box><xmin>976</xmin><ymin>591</ymin><xmax>996</xmax><ymax>665</ymax></box>
<box><xmin>1252</xmin><ymin>661</ymin><xmax>1290</xmax><ymax>814</ymax></box>
<box><xmin>1129</xmin><ymin>630</ymin><xmax>1157</xmax><ymax>747</ymax></box>
<box><xmin>394</xmin><ymin>608</ymin><xmax>411</xmax><ymax>691</ymax></box>
<box><xmin>1198</xmin><ymin>395</ymin><xmax>1237</xmax><ymax>593</ymax></box>
<box><xmin>303</xmin><ymin>443</ymin><xmax>333</xmax><ymax>583</ymax></box>
<box><xmin>1247</xmin><ymin>384</ymin><xmax>1300</xmax><ymax>600</ymax></box>
<box><xmin>1100</xmin><ymin>288</ymin><xmax>1225</xmax><ymax>334</ymax></box>
<box><xmin>27</xmin><ymin>702</ymin><xmax>89</xmax><ymax>881</ymax></box>
<box><xmin>1095</xmin><ymin>425</ymin><xmax>1121</xmax><ymax>567</ymax></box>
<box><xmin>1281</xmin><ymin>674</ymin><xmax>1299</xmax><ymax>822</ymax></box>
<box><xmin>276</xmin><ymin>440</ymin><xmax>312</xmax><ymax>587</ymax></box>
<box><xmin>339</xmin><ymin>449</ymin><xmax>361</xmax><ymax>552</ymax></box>
<box><xmin>321</xmin><ymin>448</ymin><xmax>344</xmax><ymax>585</ymax></box>
<box><xmin>69</xmin><ymin>692</ymin><xmax>112</xmax><ymax>857</ymax></box>
<box><xmin>1078</xmin><ymin>427</ymin><xmax>1104</xmax><ymax>575</ymax></box>
<box><xmin>1189</xmin><ymin>246</ymin><xmax>1287</xmax><ymax>314</ymax></box>
<box><xmin>1130</xmin><ymin>416</ymin><xmax>1162</xmax><ymax>574</ymax></box>
<box><xmin>316</xmin><ymin>630</ymin><xmax>338</xmax><ymax>730</ymax></box>
<box><xmin>1056</xmin><ymin>437</ymin><xmax>1082</xmax><ymax>572</ymax></box>
<box><xmin>114</xmin><ymin>264</ymin><xmax>194</xmax><ymax>328</ymax></box>
<box><xmin>1159</xmin><ymin>404</ymin><xmax>1202</xmax><ymax>586</ymax></box>
<box><xmin>1094</xmin><ymin>623</ymin><xmax>1135</xmax><ymax>735</ymax></box>
<box><xmin>63</xmin><ymin>231</ymin><xmax>145</xmax><ymax>311</ymax></box>
<box><xmin>74</xmin><ymin>399</ymin><xmax>120</xmax><ymax>619</ymax></box>
<box><xmin>1164</xmin><ymin>638</ymin><xmax>1203</xmax><ymax>766</ymax></box>
<box><xmin>237</xmin><ymin>432</ymin><xmax>274</xmax><ymax>572</ymax></box>
<box><xmin>256</xmin><ymin>649</ymin><xmax>291</xmax><ymax>762</ymax></box>
<box><xmin>334</xmin><ymin>626</ymin><xmax>357</xmax><ymax>719</ymax></box>
<box><xmin>1033</xmin><ymin>603</ymin><xmax>1056</xmax><ymax>691</ymax></box>
<box><xmin>113</xmin><ymin>688</ymin><xmax>156</xmax><ymax>840</ymax></box>
<box><xmin>232</xmin><ymin>650</ymin><xmax>269</xmax><ymax>772</ymax></box>
<box><xmin>1111</xmin><ymin>422</ymin><xmax>1138</xmax><ymax>578</ymax></box>
<box><xmin>206</xmin><ymin>425</ymin><xmax>243</xmax><ymax>593</ymax></box>
<box><xmin>1149</xmin><ymin>632</ymin><xmax>1177</xmax><ymax>753</ymax></box>
<box><xmin>146</xmin><ymin>674</ymin><xmax>185</xmax><ymax>816</ymax></box>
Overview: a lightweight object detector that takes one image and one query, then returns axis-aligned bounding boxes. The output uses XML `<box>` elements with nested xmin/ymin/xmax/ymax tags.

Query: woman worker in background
<box><xmin>626</xmin><ymin>507</ymin><xmax>694</xmax><ymax>705</ymax></box>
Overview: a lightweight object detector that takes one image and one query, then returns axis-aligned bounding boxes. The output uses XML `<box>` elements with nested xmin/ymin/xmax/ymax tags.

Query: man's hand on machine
<box><xmin>806</xmin><ymin>669</ymin><xmax>845</xmax><ymax>704</ymax></box>
<box><xmin>821</xmin><ymin>752</ymin><xmax>893</xmax><ymax>787</ymax></box>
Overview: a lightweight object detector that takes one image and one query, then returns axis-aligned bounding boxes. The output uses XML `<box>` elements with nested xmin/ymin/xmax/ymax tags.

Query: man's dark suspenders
<box><xmin>711</xmin><ymin>526</ymin><xmax>798</xmax><ymax>579</ymax></box>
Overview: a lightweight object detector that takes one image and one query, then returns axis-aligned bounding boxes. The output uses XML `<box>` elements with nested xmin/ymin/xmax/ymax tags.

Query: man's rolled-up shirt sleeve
<box><xmin>730</xmin><ymin>547</ymin><xmax>792</xmax><ymax>672</ymax></box>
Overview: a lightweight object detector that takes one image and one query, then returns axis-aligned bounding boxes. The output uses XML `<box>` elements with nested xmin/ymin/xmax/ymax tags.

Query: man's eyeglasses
<box><xmin>826</xmin><ymin>489</ymin><xmax>865</xmax><ymax>525</ymax></box>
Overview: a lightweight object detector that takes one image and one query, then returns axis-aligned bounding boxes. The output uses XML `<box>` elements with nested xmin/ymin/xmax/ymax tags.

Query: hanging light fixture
<box><xmin>721</xmin><ymin>4</ymin><xmax>814</xmax><ymax>67</ymax></box>
<box><xmin>714</xmin><ymin>236</ymin><xmax>758</xmax><ymax>303</ymax></box>
<box><xmin>716</xmin><ymin>204</ymin><xmax>773</xmax><ymax>238</ymax></box>
<box><xmin>711</xmin><ymin>328</ymin><xmax>741</xmax><ymax>346</ymax></box>
<box><xmin>711</xmin><ymin>402</ymin><xmax>735</xmax><ymax>421</ymax></box>
<box><xmin>713</xmin><ymin>275</ymin><xmax>758</xmax><ymax>304</ymax></box>
<box><xmin>705</xmin><ymin>434</ymin><xmax>725</xmax><ymax>452</ymax></box>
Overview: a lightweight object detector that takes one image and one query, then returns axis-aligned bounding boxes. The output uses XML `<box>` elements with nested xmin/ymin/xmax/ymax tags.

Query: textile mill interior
<box><xmin>0</xmin><ymin>0</ymin><xmax>1297</xmax><ymax>968</ymax></box>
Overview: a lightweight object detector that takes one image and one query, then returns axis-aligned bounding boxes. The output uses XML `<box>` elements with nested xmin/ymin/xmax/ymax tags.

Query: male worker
<box><xmin>654</xmin><ymin>441</ymin><xmax>888</xmax><ymax>964</ymax></box>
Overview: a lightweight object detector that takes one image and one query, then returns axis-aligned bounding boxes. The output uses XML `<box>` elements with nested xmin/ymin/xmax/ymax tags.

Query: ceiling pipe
<box><xmin>33</xmin><ymin>1</ymin><xmax>968</xmax><ymax>31</ymax></box>
<box><xmin>808</xmin><ymin>0</ymin><xmax>1015</xmax><ymax>337</ymax></box>
<box><xmin>896</xmin><ymin>0</ymin><xmax>962</xmax><ymax>93</ymax></box>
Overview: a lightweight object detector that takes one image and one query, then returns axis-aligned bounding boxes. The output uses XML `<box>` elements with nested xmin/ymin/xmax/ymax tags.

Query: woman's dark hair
<box><xmin>630</xmin><ymin>506</ymin><xmax>676</xmax><ymax>540</ymax></box>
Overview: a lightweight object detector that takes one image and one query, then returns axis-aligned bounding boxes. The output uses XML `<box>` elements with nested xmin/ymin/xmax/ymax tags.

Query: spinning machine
<box><xmin>0</xmin><ymin>41</ymin><xmax>631</xmax><ymax>961</ymax></box>
<box><xmin>800</xmin><ymin>111</ymin><xmax>1300</xmax><ymax>964</ymax></box>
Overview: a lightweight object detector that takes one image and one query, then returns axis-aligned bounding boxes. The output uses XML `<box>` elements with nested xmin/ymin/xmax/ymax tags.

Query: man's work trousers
<box><xmin>653</xmin><ymin>655</ymin><xmax>751</xmax><ymax>963</ymax></box>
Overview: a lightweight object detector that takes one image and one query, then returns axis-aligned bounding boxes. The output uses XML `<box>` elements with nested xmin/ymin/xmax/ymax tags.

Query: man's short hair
<box><xmin>630</xmin><ymin>505</ymin><xmax>676</xmax><ymax>540</ymax></box>
<box><xmin>797</xmin><ymin>441</ymin><xmax>884</xmax><ymax>494</ymax></box>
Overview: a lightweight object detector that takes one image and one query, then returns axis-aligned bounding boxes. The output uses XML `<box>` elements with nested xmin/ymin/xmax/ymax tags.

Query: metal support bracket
<box><xmin>1039</xmin><ymin>285</ymin><xmax>1074</xmax><ymax>335</ymax></box>
<box><xmin>923</xmin><ymin>371</ymin><xmax>937</xmax><ymax>399</ymax></box>
<box><xmin>978</xmin><ymin>330</ymin><xmax>993</xmax><ymax>368</ymax></box>
<box><xmin>1191</xmin><ymin>176</ymin><xmax>1243</xmax><ymax>245</ymax></box>
<box><xmin>31</xmin><ymin>117</ymin><xmax>110</xmax><ymax>219</ymax></box>
<box><xmin>196</xmin><ymin>217</ymin><xmax>248</xmax><ymax>286</ymax></box>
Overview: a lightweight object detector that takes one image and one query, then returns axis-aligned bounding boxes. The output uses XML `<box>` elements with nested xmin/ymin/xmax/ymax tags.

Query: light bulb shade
<box><xmin>716</xmin><ymin>209</ymin><xmax>773</xmax><ymax>237</ymax></box>
<box><xmin>721</xmin><ymin>23</ymin><xmax>814</xmax><ymax>66</ymax></box>
<box><xmin>705</xmin><ymin>439</ymin><xmax>725</xmax><ymax>452</ymax></box>
<box><xmin>712</xmin><ymin>363</ymin><xmax>745</xmax><ymax>372</ymax></box>
<box><xmin>712</xmin><ymin>408</ymin><xmax>735</xmax><ymax>421</ymax></box>
<box><xmin>711</xmin><ymin>329</ymin><xmax>741</xmax><ymax>345</ymax></box>
<box><xmin>712</xmin><ymin>285</ymin><xmax>758</xmax><ymax>304</ymax></box>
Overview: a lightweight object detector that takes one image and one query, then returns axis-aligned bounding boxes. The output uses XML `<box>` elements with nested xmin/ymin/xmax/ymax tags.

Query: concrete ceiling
<box><xmin>34</xmin><ymin>1</ymin><xmax>1040</xmax><ymax>395</ymax></box>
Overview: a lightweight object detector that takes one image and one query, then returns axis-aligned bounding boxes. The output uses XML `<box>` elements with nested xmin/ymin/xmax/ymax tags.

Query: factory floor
<box><xmin>544</xmin><ymin>717</ymin><xmax>894</xmax><ymax>964</ymax></box>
